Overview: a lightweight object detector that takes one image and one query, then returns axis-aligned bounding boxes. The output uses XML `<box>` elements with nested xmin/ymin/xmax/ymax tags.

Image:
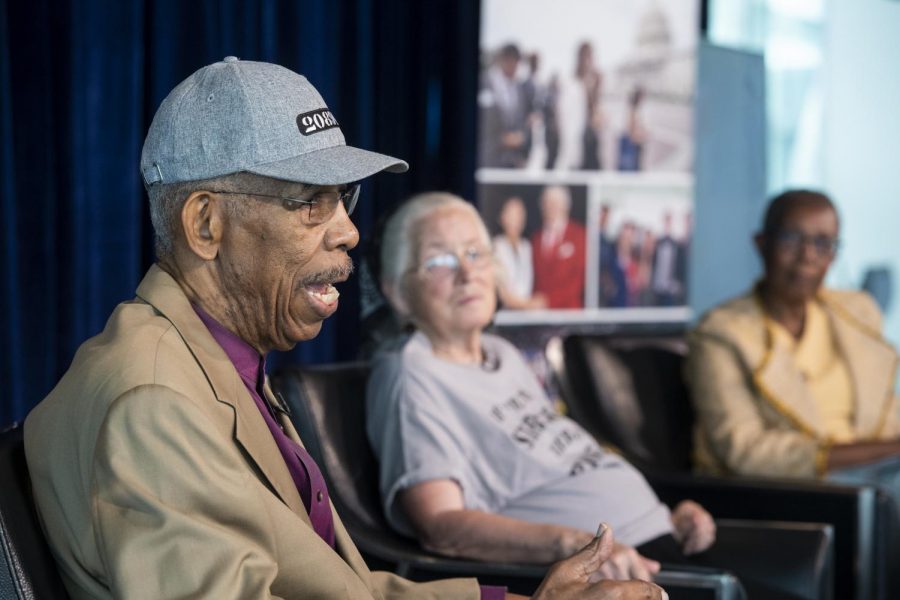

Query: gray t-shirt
<box><xmin>366</xmin><ymin>331</ymin><xmax>672</xmax><ymax>546</ymax></box>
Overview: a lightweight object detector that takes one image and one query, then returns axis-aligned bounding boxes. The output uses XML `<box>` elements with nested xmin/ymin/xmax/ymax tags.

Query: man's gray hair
<box><xmin>541</xmin><ymin>184</ymin><xmax>571</xmax><ymax>211</ymax></box>
<box><xmin>147</xmin><ymin>172</ymin><xmax>284</xmax><ymax>262</ymax></box>
<box><xmin>379</xmin><ymin>192</ymin><xmax>491</xmax><ymax>309</ymax></box>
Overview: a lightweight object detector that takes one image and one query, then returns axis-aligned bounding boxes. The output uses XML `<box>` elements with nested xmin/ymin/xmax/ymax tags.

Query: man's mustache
<box><xmin>301</xmin><ymin>259</ymin><xmax>355</xmax><ymax>286</ymax></box>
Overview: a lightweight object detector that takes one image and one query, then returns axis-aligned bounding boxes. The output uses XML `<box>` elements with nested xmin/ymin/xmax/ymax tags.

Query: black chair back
<box><xmin>271</xmin><ymin>362</ymin><xmax>549</xmax><ymax>583</ymax></box>
<box><xmin>554</xmin><ymin>334</ymin><xmax>888</xmax><ymax>599</ymax></box>
<box><xmin>273</xmin><ymin>363</ymin><xmax>387</xmax><ymax>534</ymax></box>
<box><xmin>559</xmin><ymin>335</ymin><xmax>693</xmax><ymax>471</ymax></box>
<box><xmin>0</xmin><ymin>423</ymin><xmax>70</xmax><ymax>600</ymax></box>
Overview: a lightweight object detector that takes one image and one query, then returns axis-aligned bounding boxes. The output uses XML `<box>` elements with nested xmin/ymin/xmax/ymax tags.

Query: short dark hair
<box><xmin>762</xmin><ymin>189</ymin><xmax>837</xmax><ymax>235</ymax></box>
<box><xmin>497</xmin><ymin>43</ymin><xmax>521</xmax><ymax>62</ymax></box>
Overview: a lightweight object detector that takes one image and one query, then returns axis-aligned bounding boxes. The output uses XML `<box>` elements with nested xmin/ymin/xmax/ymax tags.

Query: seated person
<box><xmin>367</xmin><ymin>192</ymin><xmax>754</xmax><ymax>585</ymax></box>
<box><xmin>25</xmin><ymin>59</ymin><xmax>665</xmax><ymax>600</ymax></box>
<box><xmin>686</xmin><ymin>189</ymin><xmax>900</xmax><ymax>481</ymax></box>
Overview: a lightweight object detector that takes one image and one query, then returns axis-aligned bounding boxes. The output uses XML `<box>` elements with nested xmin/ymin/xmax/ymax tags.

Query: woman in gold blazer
<box><xmin>687</xmin><ymin>190</ymin><xmax>900</xmax><ymax>480</ymax></box>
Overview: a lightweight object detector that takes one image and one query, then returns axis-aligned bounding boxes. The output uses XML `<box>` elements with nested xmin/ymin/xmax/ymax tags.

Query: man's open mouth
<box><xmin>305</xmin><ymin>282</ymin><xmax>340</xmax><ymax>305</ymax></box>
<box><xmin>301</xmin><ymin>262</ymin><xmax>354</xmax><ymax>311</ymax></box>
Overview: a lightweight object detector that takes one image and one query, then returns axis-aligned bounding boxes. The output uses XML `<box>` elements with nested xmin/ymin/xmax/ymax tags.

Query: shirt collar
<box><xmin>192</xmin><ymin>303</ymin><xmax>266</xmax><ymax>390</ymax></box>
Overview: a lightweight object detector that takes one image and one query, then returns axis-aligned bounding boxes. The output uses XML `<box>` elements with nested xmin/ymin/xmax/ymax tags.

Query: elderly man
<box><xmin>478</xmin><ymin>43</ymin><xmax>533</xmax><ymax>168</ymax></box>
<box><xmin>531</xmin><ymin>185</ymin><xmax>586</xmax><ymax>309</ymax></box>
<box><xmin>24</xmin><ymin>58</ymin><xmax>665</xmax><ymax>600</ymax></box>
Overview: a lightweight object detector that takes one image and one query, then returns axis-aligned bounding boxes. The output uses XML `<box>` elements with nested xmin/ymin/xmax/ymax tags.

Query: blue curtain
<box><xmin>0</xmin><ymin>0</ymin><xmax>479</xmax><ymax>427</ymax></box>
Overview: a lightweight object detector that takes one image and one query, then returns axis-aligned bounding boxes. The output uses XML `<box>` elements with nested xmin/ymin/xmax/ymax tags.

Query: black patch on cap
<box><xmin>296</xmin><ymin>109</ymin><xmax>340</xmax><ymax>136</ymax></box>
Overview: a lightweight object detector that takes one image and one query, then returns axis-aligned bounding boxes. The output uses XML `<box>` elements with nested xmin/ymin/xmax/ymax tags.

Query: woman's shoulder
<box><xmin>687</xmin><ymin>291</ymin><xmax>772</xmax><ymax>373</ymax></box>
<box><xmin>819</xmin><ymin>288</ymin><xmax>883</xmax><ymax>332</ymax></box>
<box><xmin>371</xmin><ymin>332</ymin><xmax>430</xmax><ymax>372</ymax></box>
<box><xmin>692</xmin><ymin>290</ymin><xmax>763</xmax><ymax>339</ymax></box>
<box><xmin>367</xmin><ymin>333</ymin><xmax>440</xmax><ymax>415</ymax></box>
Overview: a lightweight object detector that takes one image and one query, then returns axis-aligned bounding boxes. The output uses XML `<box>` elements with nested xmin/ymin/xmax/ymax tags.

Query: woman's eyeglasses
<box><xmin>414</xmin><ymin>246</ymin><xmax>493</xmax><ymax>280</ymax></box>
<box><xmin>772</xmin><ymin>230</ymin><xmax>840</xmax><ymax>258</ymax></box>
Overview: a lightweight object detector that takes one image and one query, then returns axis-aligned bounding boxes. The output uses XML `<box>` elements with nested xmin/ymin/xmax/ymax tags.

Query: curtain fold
<box><xmin>0</xmin><ymin>0</ymin><xmax>478</xmax><ymax>426</ymax></box>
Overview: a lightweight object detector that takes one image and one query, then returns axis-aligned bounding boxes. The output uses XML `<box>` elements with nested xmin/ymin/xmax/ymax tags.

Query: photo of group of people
<box><xmin>480</xmin><ymin>180</ymin><xmax>692</xmax><ymax>316</ymax></box>
<box><xmin>597</xmin><ymin>194</ymin><xmax>692</xmax><ymax>308</ymax></box>
<box><xmin>478</xmin><ymin>0</ymin><xmax>698</xmax><ymax>173</ymax></box>
<box><xmin>477</xmin><ymin>0</ymin><xmax>699</xmax><ymax>322</ymax></box>
<box><xmin>484</xmin><ymin>184</ymin><xmax>588</xmax><ymax>310</ymax></box>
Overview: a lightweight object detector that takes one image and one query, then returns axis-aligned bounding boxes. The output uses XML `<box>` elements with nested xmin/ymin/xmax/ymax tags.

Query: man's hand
<box><xmin>529</xmin><ymin>525</ymin><xmax>668</xmax><ymax>600</ymax></box>
<box><xmin>671</xmin><ymin>500</ymin><xmax>716</xmax><ymax>555</ymax></box>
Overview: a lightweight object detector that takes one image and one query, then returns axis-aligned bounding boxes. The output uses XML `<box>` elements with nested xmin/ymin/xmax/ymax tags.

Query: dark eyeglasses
<box><xmin>772</xmin><ymin>229</ymin><xmax>840</xmax><ymax>258</ymax></box>
<box><xmin>213</xmin><ymin>183</ymin><xmax>359</xmax><ymax>225</ymax></box>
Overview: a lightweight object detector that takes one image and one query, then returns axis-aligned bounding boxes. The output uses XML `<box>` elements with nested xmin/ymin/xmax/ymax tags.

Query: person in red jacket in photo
<box><xmin>531</xmin><ymin>185</ymin><xmax>586</xmax><ymax>308</ymax></box>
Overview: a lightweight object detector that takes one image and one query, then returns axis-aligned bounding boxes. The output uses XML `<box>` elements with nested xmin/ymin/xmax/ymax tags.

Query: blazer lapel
<box><xmin>263</xmin><ymin>383</ymin><xmax>302</xmax><ymax>443</ymax></box>
<box><xmin>227</xmin><ymin>377</ymin><xmax>308</xmax><ymax>520</ymax></box>
<box><xmin>331</xmin><ymin>508</ymin><xmax>378</xmax><ymax>596</ymax></box>
<box><xmin>827</xmin><ymin>300</ymin><xmax>899</xmax><ymax>436</ymax></box>
<box><xmin>262</xmin><ymin>380</ymin><xmax>379</xmax><ymax>591</ymax></box>
<box><xmin>135</xmin><ymin>265</ymin><xmax>307</xmax><ymax>520</ymax></box>
<box><xmin>752</xmin><ymin>321</ymin><xmax>825</xmax><ymax>438</ymax></box>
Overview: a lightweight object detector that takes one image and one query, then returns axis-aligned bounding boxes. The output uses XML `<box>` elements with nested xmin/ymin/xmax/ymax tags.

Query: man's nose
<box><xmin>324</xmin><ymin>202</ymin><xmax>360</xmax><ymax>251</ymax></box>
<box><xmin>798</xmin><ymin>238</ymin><xmax>820</xmax><ymax>262</ymax></box>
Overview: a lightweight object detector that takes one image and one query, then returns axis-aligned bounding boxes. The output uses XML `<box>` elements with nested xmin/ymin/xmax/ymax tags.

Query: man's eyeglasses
<box><xmin>213</xmin><ymin>183</ymin><xmax>360</xmax><ymax>225</ymax></box>
<box><xmin>772</xmin><ymin>230</ymin><xmax>840</xmax><ymax>258</ymax></box>
<box><xmin>414</xmin><ymin>245</ymin><xmax>493</xmax><ymax>280</ymax></box>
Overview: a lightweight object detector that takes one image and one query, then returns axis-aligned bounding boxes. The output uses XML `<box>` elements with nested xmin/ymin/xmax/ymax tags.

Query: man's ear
<box><xmin>753</xmin><ymin>232</ymin><xmax>766</xmax><ymax>259</ymax></box>
<box><xmin>181</xmin><ymin>191</ymin><xmax>224</xmax><ymax>261</ymax></box>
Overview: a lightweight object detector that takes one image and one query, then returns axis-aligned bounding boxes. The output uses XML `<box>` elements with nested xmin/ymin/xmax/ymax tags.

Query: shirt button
<box><xmin>316</xmin><ymin>490</ymin><xmax>323</xmax><ymax>502</ymax></box>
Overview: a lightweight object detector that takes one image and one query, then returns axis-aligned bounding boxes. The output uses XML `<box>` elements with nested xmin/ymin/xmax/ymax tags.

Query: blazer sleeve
<box><xmin>687</xmin><ymin>332</ymin><xmax>823</xmax><ymax>478</ymax></box>
<box><xmin>91</xmin><ymin>385</ymin><xmax>482</xmax><ymax>600</ymax></box>
<box><xmin>91</xmin><ymin>385</ymin><xmax>290</xmax><ymax>600</ymax></box>
<box><xmin>370</xmin><ymin>572</ymin><xmax>482</xmax><ymax>600</ymax></box>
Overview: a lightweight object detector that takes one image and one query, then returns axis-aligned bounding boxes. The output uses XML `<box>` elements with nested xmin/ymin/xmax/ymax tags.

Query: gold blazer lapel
<box><xmin>331</xmin><ymin>507</ymin><xmax>377</xmax><ymax>594</ymax></box>
<box><xmin>225</xmin><ymin>375</ymin><xmax>308</xmax><ymax>520</ymax></box>
<box><xmin>135</xmin><ymin>265</ymin><xmax>307</xmax><ymax>520</ymax></box>
<box><xmin>262</xmin><ymin>380</ymin><xmax>377</xmax><ymax>591</ymax></box>
<box><xmin>753</xmin><ymin>324</ymin><xmax>825</xmax><ymax>438</ymax></box>
<box><xmin>827</xmin><ymin>301</ymin><xmax>899</xmax><ymax>437</ymax></box>
<box><xmin>263</xmin><ymin>382</ymin><xmax>302</xmax><ymax>444</ymax></box>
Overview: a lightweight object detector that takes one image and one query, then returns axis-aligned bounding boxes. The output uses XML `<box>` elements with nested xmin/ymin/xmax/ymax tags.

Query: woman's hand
<box><xmin>671</xmin><ymin>500</ymin><xmax>716</xmax><ymax>555</ymax></box>
<box><xmin>594</xmin><ymin>542</ymin><xmax>661</xmax><ymax>581</ymax></box>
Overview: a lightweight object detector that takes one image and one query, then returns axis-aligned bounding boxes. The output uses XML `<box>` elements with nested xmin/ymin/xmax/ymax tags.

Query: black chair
<box><xmin>273</xmin><ymin>362</ymin><xmax>773</xmax><ymax>600</ymax></box>
<box><xmin>272</xmin><ymin>363</ymin><xmax>545</xmax><ymax>588</ymax></box>
<box><xmin>552</xmin><ymin>333</ymin><xmax>883</xmax><ymax>600</ymax></box>
<box><xmin>0</xmin><ymin>423</ymin><xmax>70</xmax><ymax>600</ymax></box>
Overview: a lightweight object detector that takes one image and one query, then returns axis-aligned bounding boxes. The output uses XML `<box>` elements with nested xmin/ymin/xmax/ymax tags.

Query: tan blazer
<box><xmin>25</xmin><ymin>265</ymin><xmax>479</xmax><ymax>600</ymax></box>
<box><xmin>686</xmin><ymin>288</ymin><xmax>900</xmax><ymax>478</ymax></box>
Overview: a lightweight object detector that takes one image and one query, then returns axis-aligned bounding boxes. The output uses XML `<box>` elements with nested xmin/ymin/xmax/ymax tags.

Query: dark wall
<box><xmin>0</xmin><ymin>0</ymin><xmax>480</xmax><ymax>427</ymax></box>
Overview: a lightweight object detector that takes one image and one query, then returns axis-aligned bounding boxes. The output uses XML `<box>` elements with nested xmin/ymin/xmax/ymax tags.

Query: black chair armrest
<box><xmin>349</xmin><ymin>503</ymin><xmax>746</xmax><ymax>599</ymax></box>
<box><xmin>655</xmin><ymin>567</ymin><xmax>743</xmax><ymax>600</ymax></box>
<box><xmin>354</xmin><ymin>511</ymin><xmax>755</xmax><ymax>600</ymax></box>
<box><xmin>647</xmin><ymin>470</ymin><xmax>873</xmax><ymax>600</ymax></box>
<box><xmin>713</xmin><ymin>519</ymin><xmax>834</xmax><ymax>600</ymax></box>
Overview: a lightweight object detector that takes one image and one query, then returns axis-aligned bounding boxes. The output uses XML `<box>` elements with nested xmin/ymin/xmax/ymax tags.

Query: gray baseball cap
<box><xmin>140</xmin><ymin>56</ymin><xmax>408</xmax><ymax>187</ymax></box>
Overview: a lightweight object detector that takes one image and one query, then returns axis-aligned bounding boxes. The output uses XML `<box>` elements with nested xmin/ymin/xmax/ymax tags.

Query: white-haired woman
<box><xmin>366</xmin><ymin>192</ymin><xmax>730</xmax><ymax>584</ymax></box>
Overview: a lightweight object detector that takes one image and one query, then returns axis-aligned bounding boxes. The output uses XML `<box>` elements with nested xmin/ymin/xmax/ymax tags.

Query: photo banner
<box><xmin>478</xmin><ymin>0</ymin><xmax>700</xmax><ymax>325</ymax></box>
